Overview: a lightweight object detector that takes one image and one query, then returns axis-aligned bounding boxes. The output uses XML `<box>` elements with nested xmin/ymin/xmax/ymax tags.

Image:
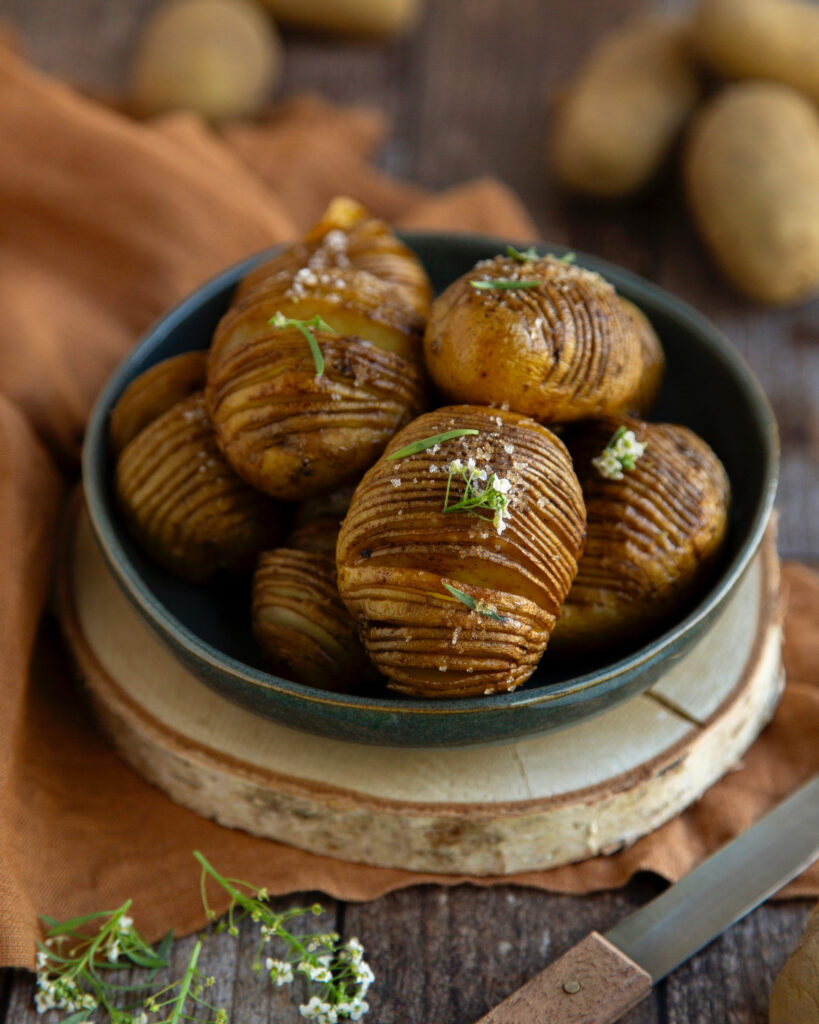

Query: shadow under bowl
<box><xmin>82</xmin><ymin>233</ymin><xmax>778</xmax><ymax>748</ymax></box>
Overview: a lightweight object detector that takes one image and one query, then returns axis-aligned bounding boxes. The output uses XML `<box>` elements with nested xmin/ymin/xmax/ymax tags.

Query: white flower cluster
<box><xmin>266</xmin><ymin>957</ymin><xmax>294</xmax><ymax>986</ymax></box>
<box><xmin>444</xmin><ymin>458</ymin><xmax>512</xmax><ymax>534</ymax></box>
<box><xmin>592</xmin><ymin>428</ymin><xmax>645</xmax><ymax>481</ymax></box>
<box><xmin>294</xmin><ymin>935</ymin><xmax>373</xmax><ymax>1023</ymax></box>
<box><xmin>34</xmin><ymin>967</ymin><xmax>98</xmax><ymax>1016</ymax></box>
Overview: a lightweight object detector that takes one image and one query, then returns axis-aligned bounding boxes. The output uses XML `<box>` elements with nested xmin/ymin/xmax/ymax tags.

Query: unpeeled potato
<box><xmin>258</xmin><ymin>0</ymin><xmax>420</xmax><ymax>38</ymax></box>
<box><xmin>693</xmin><ymin>0</ymin><xmax>819</xmax><ymax>106</ymax></box>
<box><xmin>552</xmin><ymin>15</ymin><xmax>700</xmax><ymax>198</ymax></box>
<box><xmin>769</xmin><ymin>901</ymin><xmax>819</xmax><ymax>1024</ymax></box>
<box><xmin>131</xmin><ymin>0</ymin><xmax>283</xmax><ymax>121</ymax></box>
<box><xmin>684</xmin><ymin>82</ymin><xmax>819</xmax><ymax>305</ymax></box>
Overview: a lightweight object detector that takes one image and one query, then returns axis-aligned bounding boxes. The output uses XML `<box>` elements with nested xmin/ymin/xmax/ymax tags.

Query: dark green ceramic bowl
<box><xmin>83</xmin><ymin>234</ymin><xmax>778</xmax><ymax>747</ymax></box>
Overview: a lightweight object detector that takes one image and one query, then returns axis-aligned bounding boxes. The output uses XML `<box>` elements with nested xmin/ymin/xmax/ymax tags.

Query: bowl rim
<box><xmin>82</xmin><ymin>231</ymin><xmax>780</xmax><ymax>718</ymax></box>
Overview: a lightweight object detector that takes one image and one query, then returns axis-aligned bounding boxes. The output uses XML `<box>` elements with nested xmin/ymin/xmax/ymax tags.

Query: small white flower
<box><xmin>466</xmin><ymin>457</ymin><xmax>477</xmax><ymax>471</ymax></box>
<box><xmin>450</xmin><ymin>458</ymin><xmax>463</xmax><ymax>472</ymax></box>
<box><xmin>493</xmin><ymin>476</ymin><xmax>511</xmax><ymax>494</ymax></box>
<box><xmin>474</xmin><ymin>468</ymin><xmax>488</xmax><ymax>481</ymax></box>
<box><xmin>266</xmin><ymin>958</ymin><xmax>294</xmax><ymax>986</ymax></box>
<box><xmin>592</xmin><ymin>448</ymin><xmax>624</xmax><ymax>481</ymax></box>
<box><xmin>119</xmin><ymin>914</ymin><xmax>133</xmax><ymax>932</ymax></box>
<box><xmin>107</xmin><ymin>940</ymin><xmax>120</xmax><ymax>962</ymax></box>
<box><xmin>35</xmin><ymin>951</ymin><xmax>48</xmax><ymax>968</ymax></box>
<box><xmin>133</xmin><ymin>1013</ymin><xmax>149</xmax><ymax>1024</ymax></box>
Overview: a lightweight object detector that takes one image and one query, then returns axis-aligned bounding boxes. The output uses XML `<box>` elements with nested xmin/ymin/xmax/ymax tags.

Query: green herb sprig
<box><xmin>470</xmin><ymin>278</ymin><xmax>539</xmax><ymax>291</ymax></box>
<box><xmin>196</xmin><ymin>853</ymin><xmax>373</xmax><ymax>1022</ymax></box>
<box><xmin>33</xmin><ymin>854</ymin><xmax>374</xmax><ymax>1024</ymax></box>
<box><xmin>388</xmin><ymin>429</ymin><xmax>479</xmax><ymax>461</ymax></box>
<box><xmin>506</xmin><ymin>244</ymin><xmax>540</xmax><ymax>262</ymax></box>
<box><xmin>442</xmin><ymin>582</ymin><xmax>505</xmax><ymax>623</ymax></box>
<box><xmin>591</xmin><ymin>424</ymin><xmax>646</xmax><ymax>480</ymax></box>
<box><xmin>269</xmin><ymin>312</ymin><xmax>336</xmax><ymax>377</ymax></box>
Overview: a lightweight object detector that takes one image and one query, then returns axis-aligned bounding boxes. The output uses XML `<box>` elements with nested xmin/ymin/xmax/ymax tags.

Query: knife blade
<box><xmin>475</xmin><ymin>775</ymin><xmax>819</xmax><ymax>1024</ymax></box>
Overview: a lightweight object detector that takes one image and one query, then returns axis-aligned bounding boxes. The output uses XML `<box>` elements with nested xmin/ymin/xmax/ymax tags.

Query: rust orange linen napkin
<box><xmin>0</xmin><ymin>39</ymin><xmax>816</xmax><ymax>970</ymax></box>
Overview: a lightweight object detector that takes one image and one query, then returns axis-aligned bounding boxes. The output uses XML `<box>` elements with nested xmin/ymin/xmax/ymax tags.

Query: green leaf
<box><xmin>387</xmin><ymin>429</ymin><xmax>479</xmax><ymax>460</ymax></box>
<box><xmin>470</xmin><ymin>279</ymin><xmax>539</xmax><ymax>291</ymax></box>
<box><xmin>123</xmin><ymin>947</ymin><xmax>167</xmax><ymax>969</ymax></box>
<box><xmin>441</xmin><ymin>582</ymin><xmax>505</xmax><ymax>623</ymax></box>
<box><xmin>58</xmin><ymin>1011</ymin><xmax>93</xmax><ymax>1024</ymax></box>
<box><xmin>560</xmin><ymin>251</ymin><xmax>576</xmax><ymax>264</ymax></box>
<box><xmin>43</xmin><ymin>911</ymin><xmax>119</xmax><ymax>936</ymax></box>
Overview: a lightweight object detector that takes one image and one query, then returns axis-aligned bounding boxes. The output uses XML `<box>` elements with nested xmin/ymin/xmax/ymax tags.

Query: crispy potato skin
<box><xmin>238</xmin><ymin>198</ymin><xmax>433</xmax><ymax>317</ymax></box>
<box><xmin>206</xmin><ymin>330</ymin><xmax>425</xmax><ymax>500</ymax></box>
<box><xmin>552</xmin><ymin>15</ymin><xmax>700</xmax><ymax>198</ymax></box>
<box><xmin>109</xmin><ymin>351</ymin><xmax>207</xmax><ymax>456</ymax></box>
<box><xmin>616</xmin><ymin>298</ymin><xmax>665</xmax><ymax>417</ymax></box>
<box><xmin>684</xmin><ymin>82</ymin><xmax>819</xmax><ymax>305</ymax></box>
<box><xmin>336</xmin><ymin>406</ymin><xmax>587</xmax><ymax>698</ymax></box>
<box><xmin>423</xmin><ymin>255</ymin><xmax>662</xmax><ymax>424</ymax></box>
<box><xmin>253</xmin><ymin>547</ymin><xmax>373</xmax><ymax>692</ymax></box>
<box><xmin>258</xmin><ymin>0</ymin><xmax>420</xmax><ymax>38</ymax></box>
<box><xmin>693</xmin><ymin>0</ymin><xmax>819</xmax><ymax>105</ymax></box>
<box><xmin>115</xmin><ymin>392</ymin><xmax>281</xmax><ymax>581</ymax></box>
<box><xmin>551</xmin><ymin>417</ymin><xmax>729</xmax><ymax>651</ymax></box>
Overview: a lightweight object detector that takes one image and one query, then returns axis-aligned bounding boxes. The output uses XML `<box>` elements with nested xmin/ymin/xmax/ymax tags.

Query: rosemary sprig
<box><xmin>506</xmin><ymin>244</ymin><xmax>540</xmax><ymax>262</ymax></box>
<box><xmin>442</xmin><ymin>582</ymin><xmax>505</xmax><ymax>623</ymax></box>
<box><xmin>387</xmin><ymin>429</ymin><xmax>479</xmax><ymax>461</ymax></box>
<box><xmin>470</xmin><ymin>278</ymin><xmax>539</xmax><ymax>291</ymax></box>
<box><xmin>269</xmin><ymin>312</ymin><xmax>336</xmax><ymax>378</ymax></box>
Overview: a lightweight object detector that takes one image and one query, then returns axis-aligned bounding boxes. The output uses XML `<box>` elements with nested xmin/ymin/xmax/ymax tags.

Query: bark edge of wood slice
<box><xmin>57</xmin><ymin>498</ymin><xmax>784</xmax><ymax>876</ymax></box>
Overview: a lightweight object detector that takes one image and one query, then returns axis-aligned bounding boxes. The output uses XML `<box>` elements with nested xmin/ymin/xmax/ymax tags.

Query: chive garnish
<box><xmin>470</xmin><ymin>279</ymin><xmax>539</xmax><ymax>291</ymax></box>
<box><xmin>442</xmin><ymin>582</ymin><xmax>506</xmax><ymax>623</ymax></box>
<box><xmin>269</xmin><ymin>312</ymin><xmax>335</xmax><ymax>377</ymax></box>
<box><xmin>387</xmin><ymin>429</ymin><xmax>479</xmax><ymax>461</ymax></box>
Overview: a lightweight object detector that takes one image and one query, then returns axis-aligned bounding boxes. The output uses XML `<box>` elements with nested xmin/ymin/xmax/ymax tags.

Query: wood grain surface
<box><xmin>0</xmin><ymin>0</ymin><xmax>816</xmax><ymax>1022</ymax></box>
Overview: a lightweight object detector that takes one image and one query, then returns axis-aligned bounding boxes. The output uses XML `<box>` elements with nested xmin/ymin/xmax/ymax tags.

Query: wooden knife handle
<box><xmin>474</xmin><ymin>931</ymin><xmax>652</xmax><ymax>1024</ymax></box>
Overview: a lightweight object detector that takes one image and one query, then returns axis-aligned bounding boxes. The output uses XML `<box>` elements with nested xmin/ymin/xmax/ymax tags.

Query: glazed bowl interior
<box><xmin>83</xmin><ymin>234</ymin><xmax>778</xmax><ymax>747</ymax></box>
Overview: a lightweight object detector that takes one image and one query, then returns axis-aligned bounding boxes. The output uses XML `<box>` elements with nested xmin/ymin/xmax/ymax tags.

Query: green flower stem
<box><xmin>167</xmin><ymin>940</ymin><xmax>201</xmax><ymax>1024</ymax></box>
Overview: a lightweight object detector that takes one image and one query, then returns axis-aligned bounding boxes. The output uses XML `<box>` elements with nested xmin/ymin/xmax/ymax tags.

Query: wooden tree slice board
<box><xmin>58</xmin><ymin>502</ymin><xmax>784</xmax><ymax>876</ymax></box>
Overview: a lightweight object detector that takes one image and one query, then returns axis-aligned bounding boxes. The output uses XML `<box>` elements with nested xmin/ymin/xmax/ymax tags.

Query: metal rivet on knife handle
<box><xmin>473</xmin><ymin>932</ymin><xmax>652</xmax><ymax>1024</ymax></box>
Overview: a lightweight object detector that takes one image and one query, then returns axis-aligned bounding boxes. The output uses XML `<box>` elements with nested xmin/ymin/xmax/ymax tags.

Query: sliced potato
<box><xmin>336</xmin><ymin>406</ymin><xmax>586</xmax><ymax>698</ymax></box>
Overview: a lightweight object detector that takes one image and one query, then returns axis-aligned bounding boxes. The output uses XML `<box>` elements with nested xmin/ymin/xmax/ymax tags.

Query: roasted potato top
<box><xmin>423</xmin><ymin>254</ymin><xmax>660</xmax><ymax>423</ymax></box>
<box><xmin>336</xmin><ymin>405</ymin><xmax>587</xmax><ymax>697</ymax></box>
<box><xmin>115</xmin><ymin>391</ymin><xmax>281</xmax><ymax>581</ymax></box>
<box><xmin>552</xmin><ymin>416</ymin><xmax>730</xmax><ymax>650</ymax></box>
<box><xmin>238</xmin><ymin>197</ymin><xmax>433</xmax><ymax>317</ymax></box>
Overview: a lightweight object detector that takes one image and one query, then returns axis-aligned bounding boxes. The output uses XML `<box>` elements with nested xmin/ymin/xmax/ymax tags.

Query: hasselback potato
<box><xmin>206</xmin><ymin>199</ymin><xmax>429</xmax><ymax>501</ymax></box>
<box><xmin>551</xmin><ymin>416</ymin><xmax>730</xmax><ymax>651</ymax></box>
<box><xmin>206</xmin><ymin>329</ymin><xmax>425</xmax><ymax>500</ymax></box>
<box><xmin>237</xmin><ymin>196</ymin><xmax>433</xmax><ymax>317</ymax></box>
<box><xmin>423</xmin><ymin>253</ymin><xmax>664</xmax><ymax>423</ymax></box>
<box><xmin>115</xmin><ymin>386</ymin><xmax>281</xmax><ymax>581</ymax></box>
<box><xmin>336</xmin><ymin>406</ymin><xmax>587</xmax><ymax>698</ymax></box>
<box><xmin>253</xmin><ymin>514</ymin><xmax>373</xmax><ymax>691</ymax></box>
<box><xmin>109</xmin><ymin>350</ymin><xmax>207</xmax><ymax>454</ymax></box>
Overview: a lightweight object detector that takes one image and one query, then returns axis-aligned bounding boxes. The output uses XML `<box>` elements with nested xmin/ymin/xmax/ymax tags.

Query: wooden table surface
<box><xmin>0</xmin><ymin>1</ymin><xmax>815</xmax><ymax>1022</ymax></box>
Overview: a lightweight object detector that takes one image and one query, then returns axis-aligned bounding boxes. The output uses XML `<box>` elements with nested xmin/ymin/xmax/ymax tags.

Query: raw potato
<box><xmin>693</xmin><ymin>0</ymin><xmax>819</xmax><ymax>106</ymax></box>
<box><xmin>684</xmin><ymin>82</ymin><xmax>819</xmax><ymax>305</ymax></box>
<box><xmin>336</xmin><ymin>406</ymin><xmax>587</xmax><ymax>698</ymax></box>
<box><xmin>258</xmin><ymin>0</ymin><xmax>420</xmax><ymax>38</ymax></box>
<box><xmin>131</xmin><ymin>0</ymin><xmax>282</xmax><ymax>121</ymax></box>
<box><xmin>769</xmin><ymin>901</ymin><xmax>819</xmax><ymax>1024</ymax></box>
<box><xmin>550</xmin><ymin>417</ymin><xmax>730</xmax><ymax>652</ymax></box>
<box><xmin>552</xmin><ymin>15</ymin><xmax>700</xmax><ymax>198</ymax></box>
